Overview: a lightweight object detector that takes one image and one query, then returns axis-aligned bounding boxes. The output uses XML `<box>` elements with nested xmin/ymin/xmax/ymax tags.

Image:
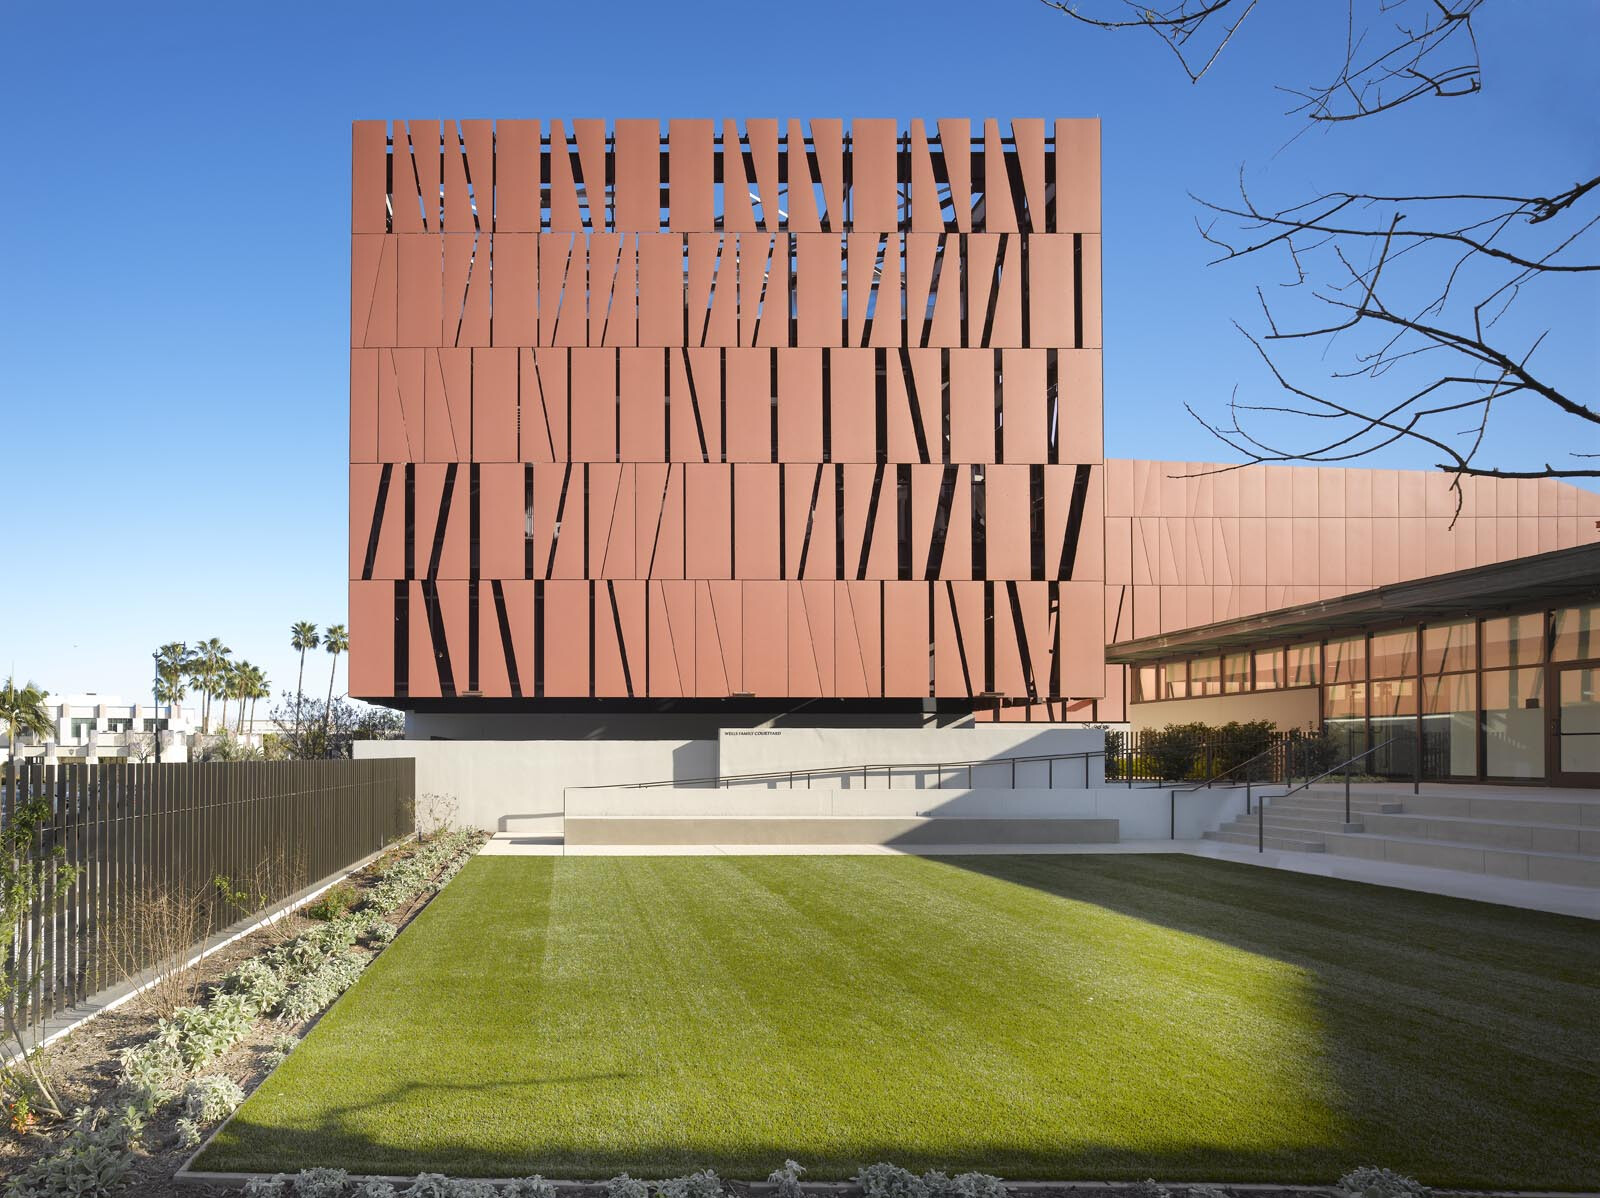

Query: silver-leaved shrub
<box><xmin>1338</xmin><ymin>1168</ymin><xmax>1430</xmax><ymax>1198</ymax></box>
<box><xmin>605</xmin><ymin>1174</ymin><xmax>650</xmax><ymax>1198</ymax></box>
<box><xmin>854</xmin><ymin>1164</ymin><xmax>928</xmax><ymax>1198</ymax></box>
<box><xmin>767</xmin><ymin>1161</ymin><xmax>806</xmax><ymax>1198</ymax></box>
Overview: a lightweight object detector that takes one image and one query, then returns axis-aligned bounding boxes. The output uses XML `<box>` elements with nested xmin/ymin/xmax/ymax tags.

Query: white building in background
<box><xmin>1</xmin><ymin>694</ymin><xmax>202</xmax><ymax>764</ymax></box>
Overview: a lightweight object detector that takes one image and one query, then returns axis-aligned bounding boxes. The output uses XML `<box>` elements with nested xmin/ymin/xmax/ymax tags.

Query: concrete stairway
<box><xmin>1204</xmin><ymin>784</ymin><xmax>1600</xmax><ymax>887</ymax></box>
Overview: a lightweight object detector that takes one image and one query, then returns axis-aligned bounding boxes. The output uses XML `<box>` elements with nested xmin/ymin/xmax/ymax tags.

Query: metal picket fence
<box><xmin>1</xmin><ymin>757</ymin><xmax>414</xmax><ymax>1040</ymax></box>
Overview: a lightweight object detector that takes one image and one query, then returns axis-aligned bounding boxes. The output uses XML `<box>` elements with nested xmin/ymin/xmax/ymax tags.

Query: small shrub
<box><xmin>505</xmin><ymin>1179</ymin><xmax>557</xmax><ymax>1198</ymax></box>
<box><xmin>925</xmin><ymin>1175</ymin><xmax>1007</xmax><ymax>1198</ymax></box>
<box><xmin>278</xmin><ymin>950</ymin><xmax>368</xmax><ymax>1023</ymax></box>
<box><xmin>606</xmin><ymin>1175</ymin><xmax>650</xmax><ymax>1198</ymax></box>
<box><xmin>352</xmin><ymin>1182</ymin><xmax>397</xmax><ymax>1198</ymax></box>
<box><xmin>294</xmin><ymin>1168</ymin><xmax>352</xmax><ymax>1198</ymax></box>
<box><xmin>175</xmin><ymin>1116</ymin><xmax>203</xmax><ymax>1149</ymax></box>
<box><xmin>767</xmin><ymin>1161</ymin><xmax>806</xmax><ymax>1198</ymax></box>
<box><xmin>366</xmin><ymin>919</ymin><xmax>398</xmax><ymax>946</ymax></box>
<box><xmin>443</xmin><ymin>1183</ymin><xmax>498</xmax><ymax>1198</ymax></box>
<box><xmin>3</xmin><ymin>1109</ymin><xmax>135</xmax><ymax>1198</ymax></box>
<box><xmin>401</xmin><ymin>1177</ymin><xmax>453</xmax><ymax>1198</ymax></box>
<box><xmin>1122</xmin><ymin>1183</ymin><xmax>1171</xmax><ymax>1198</ymax></box>
<box><xmin>242</xmin><ymin>1177</ymin><xmax>289</xmax><ymax>1197</ymax></box>
<box><xmin>1184</xmin><ymin>1187</ymin><xmax>1230</xmax><ymax>1198</ymax></box>
<box><xmin>264</xmin><ymin>1033</ymin><xmax>300</xmax><ymax>1068</ymax></box>
<box><xmin>1337</xmin><ymin>1168</ymin><xmax>1430</xmax><ymax>1198</ymax></box>
<box><xmin>854</xmin><ymin>1164</ymin><xmax>928</xmax><ymax>1198</ymax></box>
<box><xmin>307</xmin><ymin>883</ymin><xmax>359</xmax><ymax>922</ymax></box>
<box><xmin>181</xmin><ymin>1074</ymin><xmax>244</xmax><ymax>1124</ymax></box>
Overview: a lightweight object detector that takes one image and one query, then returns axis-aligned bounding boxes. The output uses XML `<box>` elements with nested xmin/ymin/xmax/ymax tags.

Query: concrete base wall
<box><xmin>357</xmin><ymin>725</ymin><xmax>1110</xmax><ymax>835</ymax></box>
<box><xmin>565</xmin><ymin>816</ymin><xmax>1121</xmax><ymax>847</ymax></box>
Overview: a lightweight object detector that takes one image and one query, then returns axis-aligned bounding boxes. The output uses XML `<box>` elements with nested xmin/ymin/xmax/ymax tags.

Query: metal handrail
<box><xmin>1169</xmin><ymin>742</ymin><xmax>1285</xmax><ymax>795</ymax></box>
<box><xmin>1251</xmin><ymin>736</ymin><xmax>1403</xmax><ymax>852</ymax></box>
<box><xmin>567</xmin><ymin>748</ymin><xmax>1139</xmax><ymax>792</ymax></box>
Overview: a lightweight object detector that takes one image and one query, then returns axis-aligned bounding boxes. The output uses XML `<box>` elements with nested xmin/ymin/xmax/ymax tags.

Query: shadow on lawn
<box><xmin>916</xmin><ymin>853</ymin><xmax>1600</xmax><ymax>1190</ymax></box>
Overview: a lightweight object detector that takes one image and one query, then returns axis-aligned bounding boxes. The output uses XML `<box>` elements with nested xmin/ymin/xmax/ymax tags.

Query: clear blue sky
<box><xmin>3</xmin><ymin>1</ymin><xmax>1595</xmax><ymax>702</ymax></box>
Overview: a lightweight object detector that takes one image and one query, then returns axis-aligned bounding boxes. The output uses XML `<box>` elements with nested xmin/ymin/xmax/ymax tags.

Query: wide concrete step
<box><xmin>1221</xmin><ymin>813</ymin><xmax>1363</xmax><ymax>835</ymax></box>
<box><xmin>1204</xmin><ymin>829</ymin><xmax>1327</xmax><ymax>853</ymax></box>
<box><xmin>1319</xmin><ymin>831</ymin><xmax>1600</xmax><ymax>887</ymax></box>
<box><xmin>1257</xmin><ymin>799</ymin><xmax>1403</xmax><ymax>819</ymax></box>
<box><xmin>1346</xmin><ymin>792</ymin><xmax>1600</xmax><ymax>827</ymax></box>
<box><xmin>1356</xmin><ymin>811</ymin><xmax>1600</xmax><ymax>855</ymax></box>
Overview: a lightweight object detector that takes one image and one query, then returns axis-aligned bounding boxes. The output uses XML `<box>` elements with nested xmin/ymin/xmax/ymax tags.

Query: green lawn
<box><xmin>196</xmin><ymin>855</ymin><xmax>1599</xmax><ymax>1187</ymax></box>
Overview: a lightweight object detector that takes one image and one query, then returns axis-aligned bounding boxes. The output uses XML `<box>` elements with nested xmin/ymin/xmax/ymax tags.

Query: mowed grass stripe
<box><xmin>198</xmin><ymin>855</ymin><xmax>1599</xmax><ymax>1187</ymax></box>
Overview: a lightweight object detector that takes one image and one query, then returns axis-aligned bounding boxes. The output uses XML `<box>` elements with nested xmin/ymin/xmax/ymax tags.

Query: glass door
<box><xmin>1553</xmin><ymin>662</ymin><xmax>1600</xmax><ymax>785</ymax></box>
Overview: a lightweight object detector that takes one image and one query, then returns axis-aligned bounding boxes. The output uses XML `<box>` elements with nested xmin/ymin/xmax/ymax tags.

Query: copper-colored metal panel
<box><xmin>984</xmin><ymin>466</ymin><xmax>1031</xmax><ymax>580</ymax></box>
<box><xmin>635</xmin><ymin>463</ymin><xmax>685</xmax><ymax>578</ymax></box>
<box><xmin>685</xmin><ymin>464</ymin><xmax>732</xmax><ymax>578</ymax></box>
<box><xmin>1185</xmin><ymin>516</ymin><xmax>1210</xmax><ymax>586</ymax></box>
<box><xmin>532</xmin><ymin>464</ymin><xmax>581</xmax><ymax>579</ymax></box>
<box><xmin>903</xmin><ymin>234</ymin><xmax>961</xmax><ymax>349</ymax></box>
<box><xmin>948</xmin><ymin>350</ymin><xmax>996</xmax><ymax>463</ymax></box>
<box><xmin>936</xmin><ymin>119</ymin><xmax>973</xmax><ymax>233</ymax></box>
<box><xmin>619</xmin><ymin>348</ymin><xmax>666</xmax><ymax>462</ymax></box>
<box><xmin>943</xmin><ymin>466</ymin><xmax>975</xmax><ymax>581</ymax></box>
<box><xmin>520</xmin><ymin>348</ymin><xmax>567</xmax><ymax>463</ymax></box>
<box><xmin>720</xmin><ymin>121</ymin><xmax>757</xmax><ymax>233</ymax></box>
<box><xmin>573</xmin><ymin>120</ymin><xmax>610</xmax><ymax>231</ymax></box>
<box><xmin>1370</xmin><ymin>518</ymin><xmax>1399</xmax><ymax>584</ymax></box>
<box><xmin>742</xmin><ymin>581</ymin><xmax>789</xmax><ymax>697</ymax></box>
<box><xmin>995</xmin><ymin>580</ymin><xmax>1049</xmax><ymax>699</ymax></box>
<box><xmin>847</xmin><ymin>233</ymin><xmax>886</xmax><ymax>347</ymax></box>
<box><xmin>589</xmin><ymin>233</ymin><xmax>638</xmax><ymax>348</ymax></box>
<box><xmin>1211</xmin><ymin>517</ymin><xmax>1238</xmax><ymax>587</ymax></box>
<box><xmin>489</xmin><ymin>233</ymin><xmax>536</xmax><ymax>346</ymax></box>
<box><xmin>829</xmin><ymin>348</ymin><xmax>877</xmax><ymax>463</ymax></box>
<box><xmin>443</xmin><ymin>233</ymin><xmax>492</xmax><ymax>346</ymax></box>
<box><xmin>1290</xmin><ymin>467</ymin><xmax>1318</xmax><ymax>517</ymax></box>
<box><xmin>352</xmin><ymin>121</ymin><xmax>387</xmax><ymax>235</ymax></box>
<box><xmin>351</xmin><ymin>350</ymin><xmax>378</xmax><ymax>462</ymax></box>
<box><xmin>378</xmin><ymin>348</ymin><xmax>424</xmax><ymax>460</ymax></box>
<box><xmin>1059</xmin><ymin>351</ymin><xmax>1103</xmax><ymax>464</ymax></box>
<box><xmin>477</xmin><ymin>463</ymin><xmax>526</xmax><ymax>581</ymax></box>
<box><xmin>783</xmin><ymin>464</ymin><xmax>836</xmax><ymax>579</ymax></box>
<box><xmin>477</xmin><ymin>577</ymin><xmax>533</xmax><ymax>698</ymax></box>
<box><xmin>733</xmin><ymin>464</ymin><xmax>781</xmax><ymax>579</ymax></box>
<box><xmin>537</xmin><ymin>233</ymin><xmax>578</xmax><ymax>346</ymax></box>
<box><xmin>546</xmin><ymin>120</ymin><xmax>584</xmax><ymax>233</ymax></box>
<box><xmin>1013</xmin><ymin>119</ymin><xmax>1047</xmax><ymax>232</ymax></box>
<box><xmin>742</xmin><ymin>234</ymin><xmax>790</xmax><ymax>348</ymax></box>
<box><xmin>810</xmin><ymin>120</ymin><xmax>847</xmax><ymax>232</ymax></box>
<box><xmin>934</xmin><ymin>580</ymin><xmax>984</xmax><ymax>696</ymax></box>
<box><xmin>1322</xmin><ymin>519</ymin><xmax>1347</xmax><ymax>587</ymax></box>
<box><xmin>886</xmin><ymin>349</ymin><xmax>940</xmax><ymax>463</ymax></box>
<box><xmin>613</xmin><ymin>119</ymin><xmax>661</xmax><ymax>233</ymax></box>
<box><xmin>1028</xmin><ymin>235</ymin><xmax>1075</xmax><ymax>347</ymax></box>
<box><xmin>965</xmin><ymin>234</ymin><xmax>1022</xmax><ymax>347</ymax></box>
<box><xmin>724</xmin><ymin>348</ymin><xmax>773</xmax><ymax>462</ymax></box>
<box><xmin>569</xmin><ymin>349</ymin><xmax>618</xmax><ymax>463</ymax></box>
<box><xmin>412</xmin><ymin>578</ymin><xmax>469</xmax><ymax>698</ymax></box>
<box><xmin>696</xmin><ymin>579</ymin><xmax>742</xmax><ymax>696</ymax></box>
<box><xmin>795</xmin><ymin>235</ymin><xmax>842</xmax><ymax>347</ymax></box>
<box><xmin>637</xmin><ymin>234</ymin><xmax>685</xmax><ymax>347</ymax></box>
<box><xmin>350</xmin><ymin>464</ymin><xmax>403</xmax><ymax>579</ymax></box>
<box><xmin>835</xmin><ymin>580</ymin><xmax>883</xmax><ymax>697</ymax></box>
<box><xmin>883</xmin><ymin>582</ymin><xmax>930</xmax><ymax>697</ymax></box>
<box><xmin>472</xmin><ymin>348</ymin><xmax>518</xmax><ymax>462</ymax></box>
<box><xmin>1044</xmin><ymin>464</ymin><xmax>1103</xmax><ymax>581</ymax></box>
<box><xmin>670</xmin><ymin>121</ymin><xmax>714</xmax><ymax>232</ymax></box>
<box><xmin>389</xmin><ymin>123</ymin><xmax>424</xmax><ymax>235</ymax></box>
<box><xmin>908</xmin><ymin>120</ymin><xmax>943</xmax><ymax>233</ymax></box>
<box><xmin>1317</xmin><ymin>467</ymin><xmax>1346</xmax><ymax>517</ymax></box>
<box><xmin>785</xmin><ymin>119</ymin><xmax>822</xmax><ymax>233</ymax></box>
<box><xmin>494</xmin><ymin>120</ymin><xmax>540</xmax><ymax>233</ymax></box>
<box><xmin>347</xmin><ymin>580</ymin><xmax>394</xmax><ymax>698</ymax></box>
<box><xmin>746</xmin><ymin>119</ymin><xmax>782</xmax><ymax>232</ymax></box>
<box><xmin>442</xmin><ymin>121</ymin><xmax>475</xmax><ymax>233</ymax></box>
<box><xmin>981</xmin><ymin>120</ymin><xmax>1017</xmax><ymax>234</ymax></box>
<box><xmin>670</xmin><ymin>348</ymin><xmax>722</xmax><ymax>462</ymax></box>
<box><xmin>777</xmin><ymin>348</ymin><xmax>822</xmax><ymax>462</ymax></box>
<box><xmin>1001</xmin><ymin>348</ymin><xmax>1046</xmax><ymax>463</ymax></box>
<box><xmin>787</xmin><ymin>580</ymin><xmax>835</xmax><ymax>696</ymax></box>
<box><xmin>1104</xmin><ymin>515</ymin><xmax>1132</xmax><ymax>586</ymax></box>
<box><xmin>850</xmin><ymin>121</ymin><xmax>899</xmax><ymax>232</ymax></box>
<box><xmin>647</xmin><ymin>580</ymin><xmax>696</xmax><ymax>696</ymax></box>
<box><xmin>594</xmin><ymin>580</ymin><xmax>647</xmax><ymax>697</ymax></box>
<box><xmin>1079</xmin><ymin>233</ymin><xmax>1102</xmax><ymax>350</ymax></box>
<box><xmin>1396</xmin><ymin>470</ymin><xmax>1425</xmax><ymax>521</ymax></box>
<box><xmin>353</xmin><ymin>235</ymin><xmax>398</xmax><ymax>348</ymax></box>
<box><xmin>410</xmin><ymin>120</ymin><xmax>442</xmax><ymax>231</ymax></box>
<box><xmin>424</xmin><ymin>348</ymin><xmax>470</xmax><ymax>461</ymax></box>
<box><xmin>686</xmin><ymin>234</ymin><xmax>738</xmax><ymax>347</ymax></box>
<box><xmin>842</xmin><ymin>464</ymin><xmax>896</xmax><ymax>580</ymax></box>
<box><xmin>542</xmin><ymin>580</ymin><xmax>590</xmax><ymax>696</ymax></box>
<box><xmin>588</xmin><ymin>464</ymin><xmax>635</xmax><ymax>578</ymax></box>
<box><xmin>414</xmin><ymin>464</ymin><xmax>469</xmax><ymax>579</ymax></box>
<box><xmin>1054</xmin><ymin>120</ymin><xmax>1100</xmax><ymax>233</ymax></box>
<box><xmin>1104</xmin><ymin>459</ymin><xmax>1133</xmax><ymax>517</ymax></box>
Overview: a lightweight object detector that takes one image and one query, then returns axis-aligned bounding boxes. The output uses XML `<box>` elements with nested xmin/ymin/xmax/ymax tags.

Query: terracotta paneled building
<box><xmin>348</xmin><ymin>118</ymin><xmax>1106</xmax><ymax>715</ymax></box>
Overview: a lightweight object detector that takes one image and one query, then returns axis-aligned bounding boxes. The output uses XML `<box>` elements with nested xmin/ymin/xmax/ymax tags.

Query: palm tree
<box><xmin>322</xmin><ymin>624</ymin><xmax>349</xmax><ymax>734</ymax></box>
<box><xmin>188</xmin><ymin>638</ymin><xmax>231</xmax><ymax>734</ymax></box>
<box><xmin>155</xmin><ymin>642</ymin><xmax>191</xmax><ymax>707</ymax></box>
<box><xmin>243</xmin><ymin>665</ymin><xmax>270</xmax><ymax>735</ymax></box>
<box><xmin>290</xmin><ymin>621</ymin><xmax>320</xmax><ymax>734</ymax></box>
<box><xmin>0</xmin><ymin>677</ymin><xmax>53</xmax><ymax>768</ymax></box>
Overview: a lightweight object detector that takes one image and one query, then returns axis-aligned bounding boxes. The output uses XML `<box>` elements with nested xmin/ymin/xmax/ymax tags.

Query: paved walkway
<box><xmin>478</xmin><ymin>833</ymin><xmax>1599</xmax><ymax>919</ymax></box>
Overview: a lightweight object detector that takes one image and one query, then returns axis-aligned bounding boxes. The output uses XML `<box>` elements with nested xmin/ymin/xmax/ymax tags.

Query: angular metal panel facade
<box><xmin>350</xmin><ymin>118</ymin><xmax>1106</xmax><ymax>710</ymax></box>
